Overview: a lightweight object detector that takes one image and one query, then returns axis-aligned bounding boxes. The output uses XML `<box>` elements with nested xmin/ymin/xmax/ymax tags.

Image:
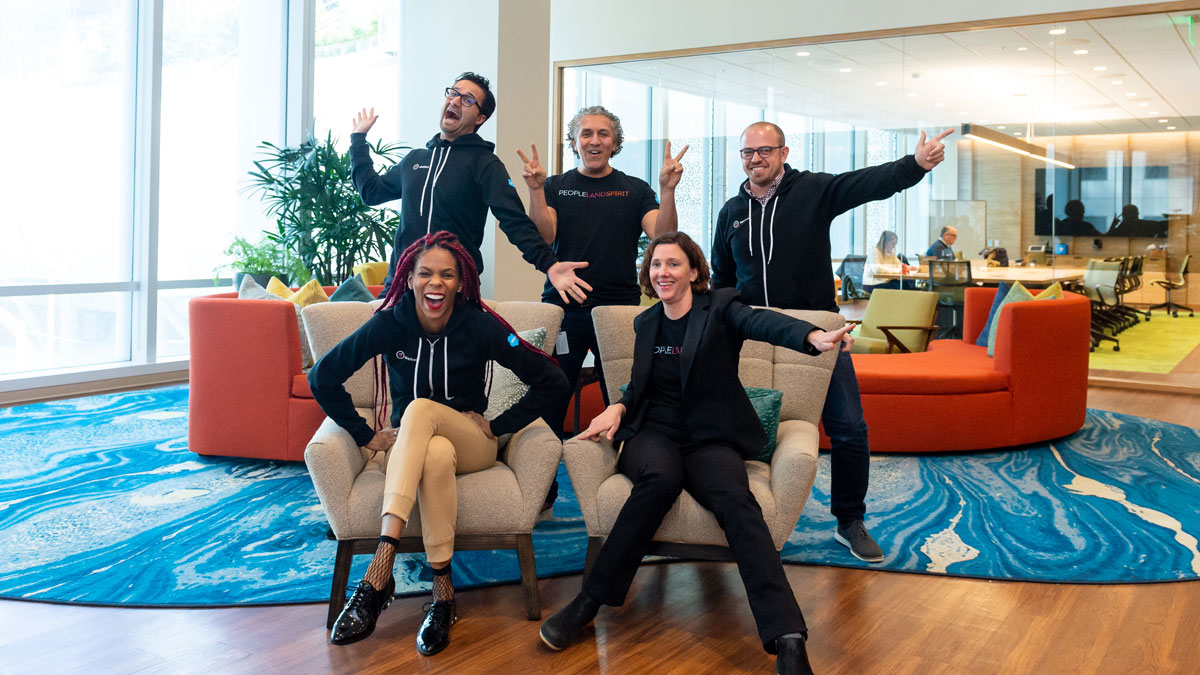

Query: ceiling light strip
<box><xmin>961</xmin><ymin>123</ymin><xmax>1075</xmax><ymax>169</ymax></box>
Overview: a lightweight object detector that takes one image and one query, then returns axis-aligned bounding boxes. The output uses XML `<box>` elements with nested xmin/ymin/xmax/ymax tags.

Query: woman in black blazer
<box><xmin>539</xmin><ymin>232</ymin><xmax>850</xmax><ymax>675</ymax></box>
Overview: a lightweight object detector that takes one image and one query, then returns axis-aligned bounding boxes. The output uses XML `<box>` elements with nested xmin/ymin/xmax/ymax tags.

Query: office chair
<box><xmin>1149</xmin><ymin>255</ymin><xmax>1193</xmax><ymax>318</ymax></box>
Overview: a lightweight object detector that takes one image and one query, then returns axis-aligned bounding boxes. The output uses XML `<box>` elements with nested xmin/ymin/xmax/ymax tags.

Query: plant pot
<box><xmin>233</xmin><ymin>272</ymin><xmax>288</xmax><ymax>290</ymax></box>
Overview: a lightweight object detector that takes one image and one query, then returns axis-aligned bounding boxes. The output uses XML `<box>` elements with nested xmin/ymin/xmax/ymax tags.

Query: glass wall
<box><xmin>561</xmin><ymin>11</ymin><xmax>1200</xmax><ymax>385</ymax></box>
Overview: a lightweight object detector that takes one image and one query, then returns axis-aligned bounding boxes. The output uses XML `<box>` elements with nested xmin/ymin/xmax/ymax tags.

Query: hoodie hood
<box><xmin>425</xmin><ymin>132</ymin><xmax>495</xmax><ymax>151</ymax></box>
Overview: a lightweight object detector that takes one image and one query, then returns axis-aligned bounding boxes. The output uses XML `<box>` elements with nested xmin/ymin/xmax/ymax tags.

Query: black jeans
<box><xmin>542</xmin><ymin>305</ymin><xmax>610</xmax><ymax>437</ymax></box>
<box><xmin>823</xmin><ymin>349</ymin><xmax>871</xmax><ymax>524</ymax></box>
<box><xmin>583</xmin><ymin>430</ymin><xmax>807</xmax><ymax>653</ymax></box>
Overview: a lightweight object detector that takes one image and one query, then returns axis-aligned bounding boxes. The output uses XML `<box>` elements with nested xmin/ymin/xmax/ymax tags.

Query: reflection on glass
<box><xmin>313</xmin><ymin>0</ymin><xmax>399</xmax><ymax>149</ymax></box>
<box><xmin>0</xmin><ymin>294</ymin><xmax>133</xmax><ymax>376</ymax></box>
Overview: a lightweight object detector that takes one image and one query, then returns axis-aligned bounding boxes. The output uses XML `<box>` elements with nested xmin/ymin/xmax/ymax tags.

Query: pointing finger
<box><xmin>933</xmin><ymin>128</ymin><xmax>954</xmax><ymax>142</ymax></box>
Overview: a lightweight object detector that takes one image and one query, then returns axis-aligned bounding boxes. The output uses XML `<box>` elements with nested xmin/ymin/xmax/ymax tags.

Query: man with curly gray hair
<box><xmin>515</xmin><ymin>105</ymin><xmax>688</xmax><ymax>442</ymax></box>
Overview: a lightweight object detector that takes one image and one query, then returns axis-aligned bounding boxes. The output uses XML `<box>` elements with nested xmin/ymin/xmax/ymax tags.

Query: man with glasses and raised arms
<box><xmin>515</xmin><ymin>106</ymin><xmax>688</xmax><ymax>440</ymax></box>
<box><xmin>711</xmin><ymin>122</ymin><xmax>953</xmax><ymax>564</ymax></box>
<box><xmin>349</xmin><ymin>71</ymin><xmax>589</xmax><ymax>300</ymax></box>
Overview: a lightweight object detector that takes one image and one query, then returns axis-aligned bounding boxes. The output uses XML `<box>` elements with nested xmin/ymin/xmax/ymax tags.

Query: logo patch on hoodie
<box><xmin>395</xmin><ymin>350</ymin><xmax>418</xmax><ymax>362</ymax></box>
<box><xmin>506</xmin><ymin>333</ymin><xmax>519</xmax><ymax>347</ymax></box>
<box><xmin>733</xmin><ymin>217</ymin><xmax>749</xmax><ymax>229</ymax></box>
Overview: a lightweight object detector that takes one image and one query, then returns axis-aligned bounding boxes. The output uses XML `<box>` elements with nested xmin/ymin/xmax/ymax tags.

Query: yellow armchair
<box><xmin>849</xmin><ymin>288</ymin><xmax>939</xmax><ymax>354</ymax></box>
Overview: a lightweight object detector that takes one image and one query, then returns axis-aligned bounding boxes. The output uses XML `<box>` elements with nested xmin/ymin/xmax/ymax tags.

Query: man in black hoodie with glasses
<box><xmin>348</xmin><ymin>71</ymin><xmax>588</xmax><ymax>301</ymax></box>
<box><xmin>711</xmin><ymin>121</ymin><xmax>952</xmax><ymax>564</ymax></box>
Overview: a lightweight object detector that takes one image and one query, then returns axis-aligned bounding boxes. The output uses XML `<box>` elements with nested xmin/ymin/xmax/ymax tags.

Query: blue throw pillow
<box><xmin>620</xmin><ymin>383</ymin><xmax>783</xmax><ymax>461</ymax></box>
<box><xmin>975</xmin><ymin>282</ymin><xmax>1010</xmax><ymax>347</ymax></box>
<box><xmin>329</xmin><ymin>274</ymin><xmax>375</xmax><ymax>303</ymax></box>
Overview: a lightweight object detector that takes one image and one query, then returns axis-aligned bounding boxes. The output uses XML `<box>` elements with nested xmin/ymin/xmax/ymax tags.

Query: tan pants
<box><xmin>382</xmin><ymin>398</ymin><xmax>498</xmax><ymax>564</ymax></box>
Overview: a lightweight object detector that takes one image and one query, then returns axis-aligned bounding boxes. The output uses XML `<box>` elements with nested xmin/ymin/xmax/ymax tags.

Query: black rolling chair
<box><xmin>836</xmin><ymin>255</ymin><xmax>870</xmax><ymax>301</ymax></box>
<box><xmin>928</xmin><ymin>259</ymin><xmax>973</xmax><ymax>339</ymax></box>
<box><xmin>1150</xmin><ymin>255</ymin><xmax>1193</xmax><ymax>318</ymax></box>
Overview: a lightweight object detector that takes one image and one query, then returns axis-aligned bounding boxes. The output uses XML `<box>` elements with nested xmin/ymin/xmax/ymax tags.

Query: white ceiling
<box><xmin>579</xmin><ymin>12</ymin><xmax>1200</xmax><ymax>136</ymax></box>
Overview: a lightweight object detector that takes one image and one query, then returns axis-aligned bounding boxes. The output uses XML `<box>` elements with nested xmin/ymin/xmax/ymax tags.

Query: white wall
<box><xmin>547</xmin><ymin>0</ymin><xmax>1168</xmax><ymax>62</ymax></box>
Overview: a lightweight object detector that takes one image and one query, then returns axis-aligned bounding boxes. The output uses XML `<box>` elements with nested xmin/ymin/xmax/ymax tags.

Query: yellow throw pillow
<box><xmin>265</xmin><ymin>276</ymin><xmax>292</xmax><ymax>299</ymax></box>
<box><xmin>1035</xmin><ymin>281</ymin><xmax>1063</xmax><ymax>300</ymax></box>
<box><xmin>352</xmin><ymin>261</ymin><xmax>389</xmax><ymax>287</ymax></box>
<box><xmin>287</xmin><ymin>279</ymin><xmax>330</xmax><ymax>307</ymax></box>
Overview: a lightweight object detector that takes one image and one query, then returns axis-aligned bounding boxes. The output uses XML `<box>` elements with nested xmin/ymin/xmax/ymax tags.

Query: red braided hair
<box><xmin>370</xmin><ymin>231</ymin><xmax>555</xmax><ymax>432</ymax></box>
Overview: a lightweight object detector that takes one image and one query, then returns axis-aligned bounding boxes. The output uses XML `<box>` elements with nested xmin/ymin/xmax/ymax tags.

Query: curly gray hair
<box><xmin>566</xmin><ymin>105</ymin><xmax>624</xmax><ymax>158</ymax></box>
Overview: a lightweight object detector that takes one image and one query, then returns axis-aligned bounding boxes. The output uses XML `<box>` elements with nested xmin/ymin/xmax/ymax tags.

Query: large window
<box><xmin>312</xmin><ymin>0</ymin><xmax>400</xmax><ymax>149</ymax></box>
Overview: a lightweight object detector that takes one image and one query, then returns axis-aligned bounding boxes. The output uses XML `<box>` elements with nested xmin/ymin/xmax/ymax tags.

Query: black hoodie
<box><xmin>307</xmin><ymin>291</ymin><xmax>568</xmax><ymax>448</ymax></box>
<box><xmin>711</xmin><ymin>156</ymin><xmax>928</xmax><ymax>312</ymax></box>
<box><xmin>350</xmin><ymin>132</ymin><xmax>558</xmax><ymax>292</ymax></box>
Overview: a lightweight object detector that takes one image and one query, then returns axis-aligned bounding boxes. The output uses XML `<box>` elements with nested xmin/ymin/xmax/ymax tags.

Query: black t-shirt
<box><xmin>542</xmin><ymin>168</ymin><xmax>659</xmax><ymax>307</ymax></box>
<box><xmin>643</xmin><ymin>313</ymin><xmax>690</xmax><ymax>444</ymax></box>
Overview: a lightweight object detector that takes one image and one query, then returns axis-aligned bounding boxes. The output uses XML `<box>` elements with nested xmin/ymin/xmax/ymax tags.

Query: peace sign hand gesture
<box><xmin>515</xmin><ymin>144</ymin><xmax>547</xmax><ymax>191</ymax></box>
<box><xmin>658</xmin><ymin>141</ymin><xmax>690</xmax><ymax>191</ymax></box>
<box><xmin>914</xmin><ymin>128</ymin><xmax>954</xmax><ymax>170</ymax></box>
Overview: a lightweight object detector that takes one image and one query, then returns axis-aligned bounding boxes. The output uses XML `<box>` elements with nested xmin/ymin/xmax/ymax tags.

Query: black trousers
<box><xmin>823</xmin><ymin>348</ymin><xmax>871</xmax><ymax>524</ymax></box>
<box><xmin>582</xmin><ymin>430</ymin><xmax>807</xmax><ymax>653</ymax></box>
<box><xmin>542</xmin><ymin>305</ymin><xmax>610</xmax><ymax>436</ymax></box>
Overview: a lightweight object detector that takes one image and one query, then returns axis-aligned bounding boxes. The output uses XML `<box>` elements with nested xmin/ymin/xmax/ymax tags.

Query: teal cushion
<box><xmin>975</xmin><ymin>282</ymin><xmax>1009</xmax><ymax>347</ymax></box>
<box><xmin>986</xmin><ymin>282</ymin><xmax>1035</xmax><ymax>357</ymax></box>
<box><xmin>330</xmin><ymin>274</ymin><xmax>375</xmax><ymax>303</ymax></box>
<box><xmin>618</xmin><ymin>383</ymin><xmax>783</xmax><ymax>461</ymax></box>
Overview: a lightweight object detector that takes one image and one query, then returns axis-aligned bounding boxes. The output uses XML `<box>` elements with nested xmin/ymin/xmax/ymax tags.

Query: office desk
<box><xmin>873</xmin><ymin>265</ymin><xmax>1084</xmax><ymax>287</ymax></box>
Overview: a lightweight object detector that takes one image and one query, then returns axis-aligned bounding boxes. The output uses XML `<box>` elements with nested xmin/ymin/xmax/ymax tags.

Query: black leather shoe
<box><xmin>539</xmin><ymin>592</ymin><xmax>600</xmax><ymax>650</ymax></box>
<box><xmin>416</xmin><ymin>600</ymin><xmax>457</xmax><ymax>656</ymax></box>
<box><xmin>776</xmin><ymin>635</ymin><xmax>814</xmax><ymax>675</ymax></box>
<box><xmin>329</xmin><ymin>577</ymin><xmax>395</xmax><ymax>645</ymax></box>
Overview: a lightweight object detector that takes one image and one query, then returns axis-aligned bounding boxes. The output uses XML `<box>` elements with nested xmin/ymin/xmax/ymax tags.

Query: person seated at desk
<box><xmin>925</xmin><ymin>225</ymin><xmax>957</xmax><ymax>260</ymax></box>
<box><xmin>862</xmin><ymin>230</ymin><xmax>918</xmax><ymax>291</ymax></box>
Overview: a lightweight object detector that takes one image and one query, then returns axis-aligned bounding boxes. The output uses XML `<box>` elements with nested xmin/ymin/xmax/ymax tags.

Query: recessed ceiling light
<box><xmin>934</xmin><ymin>102</ymin><xmax>944</xmax><ymax>107</ymax></box>
<box><xmin>1159</xmin><ymin>119</ymin><xmax>1169</xmax><ymax>123</ymax></box>
<box><xmin>839</xmin><ymin>67</ymin><xmax>853</xmax><ymax>73</ymax></box>
<box><xmin>1148</xmin><ymin>110</ymin><xmax>1159</xmax><ymax>114</ymax></box>
<box><xmin>997</xmin><ymin>125</ymin><xmax>1007</xmax><ymax>129</ymax></box>
<box><xmin>1073</xmin><ymin>49</ymin><xmax>1089</xmax><ymax>55</ymax></box>
<box><xmin>1093</xmin><ymin>66</ymin><xmax>1107</xmax><ymax>71</ymax></box>
<box><xmin>1111</xmin><ymin>80</ymin><xmax>1123</xmax><ymax>85</ymax></box>
<box><xmin>907</xmin><ymin>92</ymin><xmax>918</xmax><ymax>98</ymax></box>
<box><xmin>876</xmin><ymin>81</ymin><xmax>888</xmax><ymax>86</ymax></box>
<box><xmin>1049</xmin><ymin>28</ymin><xmax>1067</xmax><ymax>35</ymax></box>
<box><xmin>979</xmin><ymin>119</ymin><xmax>989</xmax><ymax>124</ymax></box>
<box><xmin>1126</xmin><ymin>92</ymin><xmax>1137</xmax><ymax>97</ymax></box>
<box><xmin>1167</xmin><ymin>126</ymin><xmax>1176</xmax><ymax>130</ymax></box>
<box><xmin>1014</xmin><ymin>132</ymin><xmax>1022</xmax><ymax>136</ymax></box>
<box><xmin>796</xmin><ymin>51</ymin><xmax>810</xmax><ymax>57</ymax></box>
<box><xmin>1139</xmin><ymin>103</ymin><xmax>1150</xmax><ymax>107</ymax></box>
<box><xmin>958</xmin><ymin>111</ymin><xmax>968</xmax><ymax>116</ymax></box>
<box><xmin>1017</xmin><ymin>46</ymin><xmax>1029</xmax><ymax>51</ymax></box>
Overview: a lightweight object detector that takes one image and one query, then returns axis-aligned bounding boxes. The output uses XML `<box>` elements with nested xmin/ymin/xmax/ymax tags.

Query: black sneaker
<box><xmin>834</xmin><ymin>520</ymin><xmax>884</xmax><ymax>562</ymax></box>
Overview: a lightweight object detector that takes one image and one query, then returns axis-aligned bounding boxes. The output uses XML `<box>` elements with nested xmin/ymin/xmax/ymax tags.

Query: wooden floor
<box><xmin>2</xmin><ymin>389</ymin><xmax>1197</xmax><ymax>674</ymax></box>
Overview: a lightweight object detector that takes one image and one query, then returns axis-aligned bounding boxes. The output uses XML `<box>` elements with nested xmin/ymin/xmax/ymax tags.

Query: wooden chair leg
<box><xmin>515</xmin><ymin>533</ymin><xmax>541</xmax><ymax>620</ymax></box>
<box><xmin>583</xmin><ymin>536</ymin><xmax>604</xmax><ymax>582</ymax></box>
<box><xmin>327</xmin><ymin>540</ymin><xmax>355</xmax><ymax>629</ymax></box>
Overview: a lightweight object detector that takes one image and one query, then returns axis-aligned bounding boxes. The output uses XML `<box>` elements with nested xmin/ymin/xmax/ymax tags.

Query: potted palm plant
<box><xmin>245</xmin><ymin>131</ymin><xmax>407</xmax><ymax>285</ymax></box>
<box><xmin>215</xmin><ymin>235</ymin><xmax>307</xmax><ymax>289</ymax></box>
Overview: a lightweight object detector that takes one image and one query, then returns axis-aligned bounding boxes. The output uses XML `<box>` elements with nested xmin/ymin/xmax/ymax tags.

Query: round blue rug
<box><xmin>0</xmin><ymin>385</ymin><xmax>1196</xmax><ymax>606</ymax></box>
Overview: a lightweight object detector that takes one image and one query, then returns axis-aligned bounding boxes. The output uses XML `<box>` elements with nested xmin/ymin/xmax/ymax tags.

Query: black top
<box><xmin>711</xmin><ymin>156</ymin><xmax>928</xmax><ymax>312</ymax></box>
<box><xmin>349</xmin><ymin>132</ymin><xmax>559</xmax><ymax>293</ymax></box>
<box><xmin>615</xmin><ymin>288</ymin><xmax>823</xmax><ymax>459</ymax></box>
<box><xmin>643</xmin><ymin>312</ymin><xmax>690</xmax><ymax>444</ymax></box>
<box><xmin>307</xmin><ymin>292</ymin><xmax>568</xmax><ymax>447</ymax></box>
<box><xmin>542</xmin><ymin>168</ymin><xmax>659</xmax><ymax>307</ymax></box>
<box><xmin>925</xmin><ymin>239</ymin><xmax>955</xmax><ymax>260</ymax></box>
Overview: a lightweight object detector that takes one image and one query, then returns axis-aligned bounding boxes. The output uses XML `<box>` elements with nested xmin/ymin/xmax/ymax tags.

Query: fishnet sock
<box><xmin>432</xmin><ymin>567</ymin><xmax>454</xmax><ymax>602</ymax></box>
<box><xmin>363</xmin><ymin>539</ymin><xmax>397</xmax><ymax>591</ymax></box>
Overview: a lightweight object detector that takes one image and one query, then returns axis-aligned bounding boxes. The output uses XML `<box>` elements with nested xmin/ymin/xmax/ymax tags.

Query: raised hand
<box><xmin>658</xmin><ymin>141</ymin><xmax>689</xmax><ymax>191</ymax></box>
<box><xmin>578</xmin><ymin>403</ymin><xmax>626</xmax><ymax>441</ymax></box>
<box><xmin>805</xmin><ymin>324</ymin><xmax>856</xmax><ymax>353</ymax></box>
<box><xmin>515</xmin><ymin>144</ymin><xmax>547</xmax><ymax>191</ymax></box>
<box><xmin>352</xmin><ymin>107</ymin><xmax>378</xmax><ymax>135</ymax></box>
<box><xmin>548</xmin><ymin>261</ymin><xmax>593</xmax><ymax>304</ymax></box>
<box><xmin>464</xmin><ymin>411</ymin><xmax>495</xmax><ymax>439</ymax></box>
<box><xmin>914</xmin><ymin>128</ymin><xmax>954</xmax><ymax>170</ymax></box>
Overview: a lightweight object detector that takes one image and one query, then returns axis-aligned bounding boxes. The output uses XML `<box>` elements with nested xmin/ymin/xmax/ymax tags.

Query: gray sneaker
<box><xmin>835</xmin><ymin>520</ymin><xmax>884</xmax><ymax>562</ymax></box>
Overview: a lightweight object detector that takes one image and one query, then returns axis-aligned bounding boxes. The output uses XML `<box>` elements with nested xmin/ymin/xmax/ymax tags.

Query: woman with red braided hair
<box><xmin>308</xmin><ymin>231</ymin><xmax>567</xmax><ymax>654</ymax></box>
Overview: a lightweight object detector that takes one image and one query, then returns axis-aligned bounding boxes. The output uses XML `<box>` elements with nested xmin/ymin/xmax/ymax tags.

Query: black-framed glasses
<box><xmin>444</xmin><ymin>87</ymin><xmax>478</xmax><ymax>108</ymax></box>
<box><xmin>739</xmin><ymin>145</ymin><xmax>784</xmax><ymax>159</ymax></box>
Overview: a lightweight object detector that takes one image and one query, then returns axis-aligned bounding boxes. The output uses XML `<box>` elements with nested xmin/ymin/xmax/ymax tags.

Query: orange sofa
<box><xmin>822</xmin><ymin>287</ymin><xmax>1092</xmax><ymax>453</ymax></box>
<box><xmin>188</xmin><ymin>286</ymin><xmax>380</xmax><ymax>462</ymax></box>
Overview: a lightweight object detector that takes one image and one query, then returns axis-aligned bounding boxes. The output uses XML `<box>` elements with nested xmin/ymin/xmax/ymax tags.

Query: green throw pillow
<box><xmin>617</xmin><ymin>383</ymin><xmax>784</xmax><ymax>461</ymax></box>
<box><xmin>330</xmin><ymin>274</ymin><xmax>375</xmax><ymax>303</ymax></box>
<box><xmin>986</xmin><ymin>281</ymin><xmax>1034</xmax><ymax>357</ymax></box>
<box><xmin>484</xmin><ymin>327</ymin><xmax>549</xmax><ymax>419</ymax></box>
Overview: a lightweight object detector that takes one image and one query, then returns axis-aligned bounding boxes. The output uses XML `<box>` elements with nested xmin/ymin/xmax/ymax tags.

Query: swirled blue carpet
<box><xmin>0</xmin><ymin>386</ymin><xmax>1196</xmax><ymax>607</ymax></box>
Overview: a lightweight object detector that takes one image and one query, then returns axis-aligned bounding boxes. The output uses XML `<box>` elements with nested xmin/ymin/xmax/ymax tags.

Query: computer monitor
<box><xmin>1028</xmin><ymin>244</ymin><xmax>1046</xmax><ymax>253</ymax></box>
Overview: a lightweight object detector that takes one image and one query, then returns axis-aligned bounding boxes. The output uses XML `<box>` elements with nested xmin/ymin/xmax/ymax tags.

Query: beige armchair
<box><xmin>564</xmin><ymin>304</ymin><xmax>841</xmax><ymax>575</ymax></box>
<box><xmin>302</xmin><ymin>300</ymin><xmax>563</xmax><ymax>628</ymax></box>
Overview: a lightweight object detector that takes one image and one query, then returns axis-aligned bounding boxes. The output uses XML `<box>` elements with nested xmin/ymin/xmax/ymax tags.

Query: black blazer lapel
<box><xmin>629</xmin><ymin>303</ymin><xmax>662</xmax><ymax>406</ymax></box>
<box><xmin>679</xmin><ymin>293</ymin><xmax>711</xmax><ymax>391</ymax></box>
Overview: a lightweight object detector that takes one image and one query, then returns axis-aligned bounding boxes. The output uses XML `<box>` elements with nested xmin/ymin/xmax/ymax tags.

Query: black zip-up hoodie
<box><xmin>710</xmin><ymin>156</ymin><xmax>928</xmax><ymax>312</ymax></box>
<box><xmin>307</xmin><ymin>291</ymin><xmax>568</xmax><ymax>448</ymax></box>
<box><xmin>349</xmin><ymin>132</ymin><xmax>558</xmax><ymax>292</ymax></box>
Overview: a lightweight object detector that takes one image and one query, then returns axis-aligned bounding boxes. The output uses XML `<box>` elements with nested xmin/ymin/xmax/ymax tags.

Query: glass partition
<box><xmin>560</xmin><ymin>11</ymin><xmax>1200</xmax><ymax>386</ymax></box>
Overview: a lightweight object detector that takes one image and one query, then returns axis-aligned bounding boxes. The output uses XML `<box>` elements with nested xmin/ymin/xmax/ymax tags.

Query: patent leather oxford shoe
<box><xmin>415</xmin><ymin>599</ymin><xmax>457</xmax><ymax>656</ymax></box>
<box><xmin>329</xmin><ymin>577</ymin><xmax>395</xmax><ymax>646</ymax></box>
<box><xmin>776</xmin><ymin>635</ymin><xmax>815</xmax><ymax>675</ymax></box>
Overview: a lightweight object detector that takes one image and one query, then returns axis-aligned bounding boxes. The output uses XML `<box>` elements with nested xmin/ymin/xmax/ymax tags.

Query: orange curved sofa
<box><xmin>187</xmin><ymin>286</ymin><xmax>381</xmax><ymax>462</ymax></box>
<box><xmin>822</xmin><ymin>287</ymin><xmax>1092</xmax><ymax>453</ymax></box>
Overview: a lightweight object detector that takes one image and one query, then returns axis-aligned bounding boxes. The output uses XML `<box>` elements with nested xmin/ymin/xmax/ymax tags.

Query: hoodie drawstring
<box><xmin>411</xmin><ymin>336</ymin><xmax>452</xmax><ymax>400</ymax></box>
<box><xmin>418</xmin><ymin>146</ymin><xmax>438</xmax><ymax>217</ymax></box>
<box><xmin>425</xmin><ymin>147</ymin><xmax>452</xmax><ymax>235</ymax></box>
<box><xmin>747</xmin><ymin>195</ymin><xmax>778</xmax><ymax>307</ymax></box>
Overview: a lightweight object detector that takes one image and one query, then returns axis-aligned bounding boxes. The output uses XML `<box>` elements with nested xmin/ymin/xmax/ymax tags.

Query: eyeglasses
<box><xmin>739</xmin><ymin>145</ymin><xmax>784</xmax><ymax>159</ymax></box>
<box><xmin>444</xmin><ymin>87</ymin><xmax>478</xmax><ymax>108</ymax></box>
